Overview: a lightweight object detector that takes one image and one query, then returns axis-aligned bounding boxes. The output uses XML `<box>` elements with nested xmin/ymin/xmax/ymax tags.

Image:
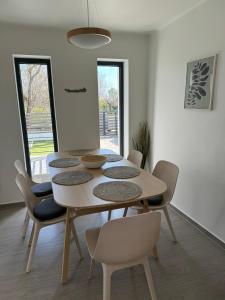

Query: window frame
<box><xmin>14</xmin><ymin>57</ymin><xmax>58</xmax><ymax>176</ymax></box>
<box><xmin>97</xmin><ymin>61</ymin><xmax>124</xmax><ymax>155</ymax></box>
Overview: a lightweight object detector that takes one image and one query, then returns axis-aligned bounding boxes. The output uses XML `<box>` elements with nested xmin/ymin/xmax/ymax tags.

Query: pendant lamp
<box><xmin>67</xmin><ymin>0</ymin><xmax>111</xmax><ymax>49</ymax></box>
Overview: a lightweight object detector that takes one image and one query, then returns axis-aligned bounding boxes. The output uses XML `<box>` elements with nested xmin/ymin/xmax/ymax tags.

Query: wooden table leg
<box><xmin>61</xmin><ymin>207</ymin><xmax>72</xmax><ymax>284</ymax></box>
<box><xmin>143</xmin><ymin>199</ymin><xmax>150</xmax><ymax>212</ymax></box>
<box><xmin>143</xmin><ymin>200</ymin><xmax>159</xmax><ymax>259</ymax></box>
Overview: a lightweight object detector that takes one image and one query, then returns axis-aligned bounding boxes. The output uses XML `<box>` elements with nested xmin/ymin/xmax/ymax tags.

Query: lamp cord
<box><xmin>87</xmin><ymin>0</ymin><xmax>90</xmax><ymax>27</ymax></box>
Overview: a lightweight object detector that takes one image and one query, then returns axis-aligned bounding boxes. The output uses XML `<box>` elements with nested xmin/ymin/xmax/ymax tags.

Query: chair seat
<box><xmin>85</xmin><ymin>227</ymin><xmax>101</xmax><ymax>257</ymax></box>
<box><xmin>141</xmin><ymin>194</ymin><xmax>164</xmax><ymax>206</ymax></box>
<box><xmin>31</xmin><ymin>181</ymin><xmax>52</xmax><ymax>197</ymax></box>
<box><xmin>33</xmin><ymin>196</ymin><xmax>66</xmax><ymax>221</ymax></box>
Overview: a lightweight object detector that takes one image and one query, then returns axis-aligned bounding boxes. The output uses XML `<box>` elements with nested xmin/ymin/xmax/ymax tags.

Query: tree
<box><xmin>97</xmin><ymin>70</ymin><xmax>109</xmax><ymax>100</ymax></box>
<box><xmin>107</xmin><ymin>87</ymin><xmax>118</xmax><ymax>112</ymax></box>
<box><xmin>21</xmin><ymin>64</ymin><xmax>49</xmax><ymax>114</ymax></box>
<box><xmin>99</xmin><ymin>98</ymin><xmax>108</xmax><ymax>111</ymax></box>
<box><xmin>97</xmin><ymin>67</ymin><xmax>119</xmax><ymax>112</ymax></box>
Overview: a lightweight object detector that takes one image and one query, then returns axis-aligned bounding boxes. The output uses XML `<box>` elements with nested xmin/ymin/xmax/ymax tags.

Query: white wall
<box><xmin>0</xmin><ymin>23</ymin><xmax>149</xmax><ymax>204</ymax></box>
<box><xmin>148</xmin><ymin>0</ymin><xmax>225</xmax><ymax>242</ymax></box>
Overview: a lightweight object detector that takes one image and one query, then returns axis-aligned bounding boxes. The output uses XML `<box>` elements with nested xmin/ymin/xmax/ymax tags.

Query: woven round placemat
<box><xmin>49</xmin><ymin>158</ymin><xmax>80</xmax><ymax>168</ymax></box>
<box><xmin>103</xmin><ymin>166</ymin><xmax>141</xmax><ymax>179</ymax></box>
<box><xmin>52</xmin><ymin>170</ymin><xmax>93</xmax><ymax>186</ymax></box>
<box><xmin>93</xmin><ymin>181</ymin><xmax>142</xmax><ymax>202</ymax></box>
<box><xmin>104</xmin><ymin>154</ymin><xmax>123</xmax><ymax>162</ymax></box>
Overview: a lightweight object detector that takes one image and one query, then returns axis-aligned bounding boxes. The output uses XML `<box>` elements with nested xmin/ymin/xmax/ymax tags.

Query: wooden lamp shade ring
<box><xmin>67</xmin><ymin>27</ymin><xmax>112</xmax><ymax>44</ymax></box>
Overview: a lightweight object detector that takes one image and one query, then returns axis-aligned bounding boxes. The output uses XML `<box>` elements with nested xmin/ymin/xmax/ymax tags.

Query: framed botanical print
<box><xmin>184</xmin><ymin>55</ymin><xmax>217</xmax><ymax>110</ymax></box>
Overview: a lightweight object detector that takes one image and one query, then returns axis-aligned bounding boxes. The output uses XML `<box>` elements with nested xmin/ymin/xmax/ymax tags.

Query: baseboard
<box><xmin>170</xmin><ymin>204</ymin><xmax>225</xmax><ymax>250</ymax></box>
<box><xmin>0</xmin><ymin>201</ymin><xmax>24</xmax><ymax>209</ymax></box>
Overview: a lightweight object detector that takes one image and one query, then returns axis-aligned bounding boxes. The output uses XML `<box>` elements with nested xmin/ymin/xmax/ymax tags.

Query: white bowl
<box><xmin>81</xmin><ymin>155</ymin><xmax>107</xmax><ymax>169</ymax></box>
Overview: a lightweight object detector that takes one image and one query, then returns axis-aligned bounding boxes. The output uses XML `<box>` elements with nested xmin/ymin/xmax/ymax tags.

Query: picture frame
<box><xmin>184</xmin><ymin>55</ymin><xmax>217</xmax><ymax>110</ymax></box>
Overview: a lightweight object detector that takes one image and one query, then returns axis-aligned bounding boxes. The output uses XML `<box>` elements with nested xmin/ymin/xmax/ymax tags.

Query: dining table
<box><xmin>47</xmin><ymin>148</ymin><xmax>167</xmax><ymax>284</ymax></box>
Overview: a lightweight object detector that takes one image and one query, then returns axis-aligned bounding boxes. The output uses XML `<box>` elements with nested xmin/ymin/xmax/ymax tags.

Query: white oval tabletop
<box><xmin>47</xmin><ymin>149</ymin><xmax>167</xmax><ymax>209</ymax></box>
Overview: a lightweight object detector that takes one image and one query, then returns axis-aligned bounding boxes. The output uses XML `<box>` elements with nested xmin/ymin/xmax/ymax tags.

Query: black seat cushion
<box><xmin>141</xmin><ymin>194</ymin><xmax>164</xmax><ymax>206</ymax></box>
<box><xmin>31</xmin><ymin>181</ymin><xmax>52</xmax><ymax>197</ymax></box>
<box><xmin>33</xmin><ymin>197</ymin><xmax>66</xmax><ymax>221</ymax></box>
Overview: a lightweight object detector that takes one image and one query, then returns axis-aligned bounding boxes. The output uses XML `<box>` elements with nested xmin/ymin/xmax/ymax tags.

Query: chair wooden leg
<box><xmin>61</xmin><ymin>208</ymin><xmax>72</xmax><ymax>284</ymax></box>
<box><xmin>88</xmin><ymin>259</ymin><xmax>95</xmax><ymax>279</ymax></box>
<box><xmin>24</xmin><ymin>209</ymin><xmax>29</xmax><ymax>223</ymax></box>
<box><xmin>22</xmin><ymin>211</ymin><xmax>30</xmax><ymax>239</ymax></box>
<box><xmin>137</xmin><ymin>208</ymin><xmax>145</xmax><ymax>214</ymax></box>
<box><xmin>163</xmin><ymin>206</ymin><xmax>177</xmax><ymax>242</ymax></box>
<box><xmin>102</xmin><ymin>264</ymin><xmax>112</xmax><ymax>300</ymax></box>
<box><xmin>152</xmin><ymin>245</ymin><xmax>159</xmax><ymax>259</ymax></box>
<box><xmin>26</xmin><ymin>223</ymin><xmax>40</xmax><ymax>273</ymax></box>
<box><xmin>107</xmin><ymin>210</ymin><xmax>112</xmax><ymax>221</ymax></box>
<box><xmin>142</xmin><ymin>257</ymin><xmax>158</xmax><ymax>300</ymax></box>
<box><xmin>123</xmin><ymin>207</ymin><xmax>128</xmax><ymax>217</ymax></box>
<box><xmin>71</xmin><ymin>221</ymin><xmax>83</xmax><ymax>259</ymax></box>
<box><xmin>28</xmin><ymin>223</ymin><xmax>35</xmax><ymax>248</ymax></box>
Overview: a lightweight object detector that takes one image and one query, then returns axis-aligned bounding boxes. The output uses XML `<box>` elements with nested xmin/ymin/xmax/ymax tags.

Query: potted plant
<box><xmin>132</xmin><ymin>121</ymin><xmax>150</xmax><ymax>169</ymax></box>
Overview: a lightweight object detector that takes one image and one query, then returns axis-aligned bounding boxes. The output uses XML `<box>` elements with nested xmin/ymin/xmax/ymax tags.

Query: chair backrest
<box><xmin>15</xmin><ymin>173</ymin><xmax>38</xmax><ymax>220</ymax></box>
<box><xmin>153</xmin><ymin>160</ymin><xmax>179</xmax><ymax>203</ymax></box>
<box><xmin>14</xmin><ymin>160</ymin><xmax>33</xmax><ymax>186</ymax></box>
<box><xmin>93</xmin><ymin>211</ymin><xmax>161</xmax><ymax>265</ymax></box>
<box><xmin>127</xmin><ymin>150</ymin><xmax>143</xmax><ymax>168</ymax></box>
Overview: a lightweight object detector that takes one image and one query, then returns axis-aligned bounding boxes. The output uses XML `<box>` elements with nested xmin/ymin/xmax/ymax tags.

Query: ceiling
<box><xmin>0</xmin><ymin>0</ymin><xmax>207</xmax><ymax>32</ymax></box>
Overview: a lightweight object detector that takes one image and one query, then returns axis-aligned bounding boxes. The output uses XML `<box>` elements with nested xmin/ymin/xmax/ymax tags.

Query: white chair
<box><xmin>107</xmin><ymin>149</ymin><xmax>143</xmax><ymax>221</ymax></box>
<box><xmin>14</xmin><ymin>160</ymin><xmax>53</xmax><ymax>238</ymax></box>
<box><xmin>124</xmin><ymin>160</ymin><xmax>179</xmax><ymax>242</ymax></box>
<box><xmin>127</xmin><ymin>149</ymin><xmax>143</xmax><ymax>168</ymax></box>
<box><xmin>15</xmin><ymin>173</ymin><xmax>82</xmax><ymax>272</ymax></box>
<box><xmin>85</xmin><ymin>211</ymin><xmax>161</xmax><ymax>300</ymax></box>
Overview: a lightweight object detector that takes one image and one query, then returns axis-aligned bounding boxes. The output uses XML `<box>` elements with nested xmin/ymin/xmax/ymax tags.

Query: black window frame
<box><xmin>14</xmin><ymin>57</ymin><xmax>58</xmax><ymax>176</ymax></box>
<box><xmin>97</xmin><ymin>61</ymin><xmax>124</xmax><ymax>155</ymax></box>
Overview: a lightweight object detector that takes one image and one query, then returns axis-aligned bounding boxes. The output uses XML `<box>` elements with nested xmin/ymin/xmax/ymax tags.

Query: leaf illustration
<box><xmin>201</xmin><ymin>66</ymin><xmax>209</xmax><ymax>76</ymax></box>
<box><xmin>200</xmin><ymin>62</ymin><xmax>207</xmax><ymax>70</ymax></box>
<box><xmin>200</xmin><ymin>75</ymin><xmax>208</xmax><ymax>81</ymax></box>
<box><xmin>198</xmin><ymin>87</ymin><xmax>207</xmax><ymax>96</ymax></box>
<box><xmin>186</xmin><ymin>60</ymin><xmax>210</xmax><ymax>106</ymax></box>
<box><xmin>194</xmin><ymin>92</ymin><xmax>201</xmax><ymax>100</ymax></box>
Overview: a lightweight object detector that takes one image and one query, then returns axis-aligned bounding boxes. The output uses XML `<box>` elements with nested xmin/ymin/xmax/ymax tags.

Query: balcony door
<box><xmin>14</xmin><ymin>57</ymin><xmax>58</xmax><ymax>182</ymax></box>
<box><xmin>97</xmin><ymin>61</ymin><xmax>124</xmax><ymax>155</ymax></box>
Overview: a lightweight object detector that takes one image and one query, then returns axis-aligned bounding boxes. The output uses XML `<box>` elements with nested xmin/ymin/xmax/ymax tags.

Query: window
<box><xmin>14</xmin><ymin>57</ymin><xmax>58</xmax><ymax>182</ymax></box>
<box><xmin>97</xmin><ymin>61</ymin><xmax>124</xmax><ymax>155</ymax></box>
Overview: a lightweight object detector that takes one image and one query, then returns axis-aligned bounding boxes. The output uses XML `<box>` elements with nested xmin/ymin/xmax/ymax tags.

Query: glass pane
<box><xmin>19</xmin><ymin>63</ymin><xmax>54</xmax><ymax>182</ymax></box>
<box><xmin>97</xmin><ymin>65</ymin><xmax>120</xmax><ymax>154</ymax></box>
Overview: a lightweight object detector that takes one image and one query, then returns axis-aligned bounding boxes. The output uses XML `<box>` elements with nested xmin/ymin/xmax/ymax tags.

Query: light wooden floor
<box><xmin>0</xmin><ymin>205</ymin><xmax>225</xmax><ymax>300</ymax></box>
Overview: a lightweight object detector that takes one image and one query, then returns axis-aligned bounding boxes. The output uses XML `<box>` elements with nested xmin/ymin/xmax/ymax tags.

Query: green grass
<box><xmin>30</xmin><ymin>140</ymin><xmax>54</xmax><ymax>157</ymax></box>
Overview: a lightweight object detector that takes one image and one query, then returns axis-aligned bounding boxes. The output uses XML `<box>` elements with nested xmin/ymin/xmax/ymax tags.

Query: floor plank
<box><xmin>0</xmin><ymin>205</ymin><xmax>225</xmax><ymax>300</ymax></box>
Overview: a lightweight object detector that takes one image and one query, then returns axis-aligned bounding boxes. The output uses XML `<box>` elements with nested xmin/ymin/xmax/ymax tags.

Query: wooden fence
<box><xmin>99</xmin><ymin>111</ymin><xmax>118</xmax><ymax>137</ymax></box>
<box><xmin>26</xmin><ymin>112</ymin><xmax>52</xmax><ymax>133</ymax></box>
<box><xmin>26</xmin><ymin>111</ymin><xmax>118</xmax><ymax>142</ymax></box>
